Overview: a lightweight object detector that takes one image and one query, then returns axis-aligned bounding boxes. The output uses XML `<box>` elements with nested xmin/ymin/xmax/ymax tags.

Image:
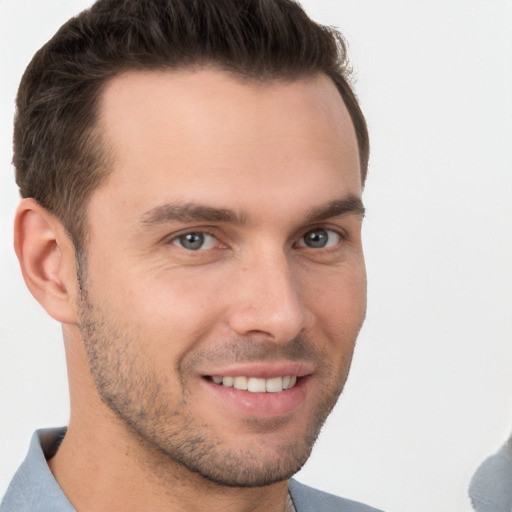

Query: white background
<box><xmin>1</xmin><ymin>1</ymin><xmax>511</xmax><ymax>511</ymax></box>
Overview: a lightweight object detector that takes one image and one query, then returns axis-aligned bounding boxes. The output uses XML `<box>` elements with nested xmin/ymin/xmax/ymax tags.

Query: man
<box><xmin>1</xmin><ymin>0</ymin><xmax>380</xmax><ymax>511</ymax></box>
<box><xmin>469</xmin><ymin>433</ymin><xmax>512</xmax><ymax>512</ymax></box>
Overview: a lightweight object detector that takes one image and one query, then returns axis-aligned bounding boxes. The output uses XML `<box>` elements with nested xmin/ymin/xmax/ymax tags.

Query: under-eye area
<box><xmin>205</xmin><ymin>375</ymin><xmax>300</xmax><ymax>393</ymax></box>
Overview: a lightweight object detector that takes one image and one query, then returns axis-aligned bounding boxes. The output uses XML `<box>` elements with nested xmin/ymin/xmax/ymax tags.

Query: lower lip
<box><xmin>200</xmin><ymin>376</ymin><xmax>310</xmax><ymax>418</ymax></box>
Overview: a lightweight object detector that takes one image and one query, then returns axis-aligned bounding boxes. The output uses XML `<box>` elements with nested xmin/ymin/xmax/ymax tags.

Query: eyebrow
<box><xmin>304</xmin><ymin>195</ymin><xmax>365</xmax><ymax>223</ymax></box>
<box><xmin>140</xmin><ymin>203</ymin><xmax>248</xmax><ymax>226</ymax></box>
<box><xmin>139</xmin><ymin>194</ymin><xmax>364</xmax><ymax>227</ymax></box>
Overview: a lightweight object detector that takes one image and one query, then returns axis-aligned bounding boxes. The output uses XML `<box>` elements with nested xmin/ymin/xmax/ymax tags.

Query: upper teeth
<box><xmin>211</xmin><ymin>375</ymin><xmax>297</xmax><ymax>392</ymax></box>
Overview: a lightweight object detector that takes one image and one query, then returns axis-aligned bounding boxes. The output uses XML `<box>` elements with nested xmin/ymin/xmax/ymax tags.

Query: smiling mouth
<box><xmin>207</xmin><ymin>375</ymin><xmax>298</xmax><ymax>393</ymax></box>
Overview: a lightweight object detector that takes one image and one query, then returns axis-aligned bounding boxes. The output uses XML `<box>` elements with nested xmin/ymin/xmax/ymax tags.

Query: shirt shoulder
<box><xmin>0</xmin><ymin>428</ymin><xmax>74</xmax><ymax>512</ymax></box>
<box><xmin>288</xmin><ymin>479</ymin><xmax>385</xmax><ymax>512</ymax></box>
<box><xmin>469</xmin><ymin>440</ymin><xmax>512</xmax><ymax>512</ymax></box>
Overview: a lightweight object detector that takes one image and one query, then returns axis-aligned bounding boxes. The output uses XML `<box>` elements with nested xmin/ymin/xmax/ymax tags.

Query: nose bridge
<box><xmin>227</xmin><ymin>248</ymin><xmax>307</xmax><ymax>341</ymax></box>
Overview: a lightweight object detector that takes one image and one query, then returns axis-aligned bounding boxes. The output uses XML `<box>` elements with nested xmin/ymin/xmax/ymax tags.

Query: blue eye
<box><xmin>171</xmin><ymin>232</ymin><xmax>218</xmax><ymax>251</ymax></box>
<box><xmin>299</xmin><ymin>229</ymin><xmax>341</xmax><ymax>249</ymax></box>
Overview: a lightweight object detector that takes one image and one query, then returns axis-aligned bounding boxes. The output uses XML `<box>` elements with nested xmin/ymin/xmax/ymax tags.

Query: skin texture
<box><xmin>15</xmin><ymin>69</ymin><xmax>366</xmax><ymax>512</ymax></box>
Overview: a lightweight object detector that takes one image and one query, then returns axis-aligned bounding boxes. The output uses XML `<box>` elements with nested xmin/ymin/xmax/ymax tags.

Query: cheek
<box><xmin>303</xmin><ymin>262</ymin><xmax>367</xmax><ymax>327</ymax></box>
<box><xmin>92</xmin><ymin>265</ymin><xmax>228</xmax><ymax>357</ymax></box>
<box><xmin>301</xmin><ymin>263</ymin><xmax>366</xmax><ymax>374</ymax></box>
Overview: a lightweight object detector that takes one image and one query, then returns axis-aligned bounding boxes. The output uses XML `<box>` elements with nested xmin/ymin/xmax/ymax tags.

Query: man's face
<box><xmin>78</xmin><ymin>69</ymin><xmax>366</xmax><ymax>486</ymax></box>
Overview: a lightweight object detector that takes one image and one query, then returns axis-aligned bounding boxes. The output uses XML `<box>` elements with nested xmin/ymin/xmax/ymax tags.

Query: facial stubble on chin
<box><xmin>75</xmin><ymin>255</ymin><xmax>356</xmax><ymax>488</ymax></box>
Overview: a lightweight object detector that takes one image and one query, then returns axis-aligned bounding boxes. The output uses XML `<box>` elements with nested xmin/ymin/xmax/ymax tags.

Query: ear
<box><xmin>14</xmin><ymin>198</ymin><xmax>79</xmax><ymax>324</ymax></box>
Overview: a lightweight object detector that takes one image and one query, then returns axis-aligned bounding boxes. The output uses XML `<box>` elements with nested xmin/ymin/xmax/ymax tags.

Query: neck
<box><xmin>48</xmin><ymin>413</ymin><xmax>290</xmax><ymax>512</ymax></box>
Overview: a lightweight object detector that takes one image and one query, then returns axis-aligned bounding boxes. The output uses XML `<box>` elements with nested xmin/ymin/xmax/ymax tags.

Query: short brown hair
<box><xmin>14</xmin><ymin>0</ymin><xmax>369</xmax><ymax>248</ymax></box>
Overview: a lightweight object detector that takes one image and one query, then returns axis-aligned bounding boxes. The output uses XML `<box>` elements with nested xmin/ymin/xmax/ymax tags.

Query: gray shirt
<box><xmin>1</xmin><ymin>428</ymin><xmax>383</xmax><ymax>512</ymax></box>
<box><xmin>469</xmin><ymin>438</ymin><xmax>512</xmax><ymax>512</ymax></box>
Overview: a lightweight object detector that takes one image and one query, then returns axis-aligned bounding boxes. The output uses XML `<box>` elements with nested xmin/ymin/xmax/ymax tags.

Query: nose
<box><xmin>225</xmin><ymin>250</ymin><xmax>312</xmax><ymax>342</ymax></box>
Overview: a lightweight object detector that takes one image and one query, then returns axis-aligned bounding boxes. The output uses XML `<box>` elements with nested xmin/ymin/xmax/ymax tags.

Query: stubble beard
<box><xmin>75</xmin><ymin>256</ymin><xmax>355</xmax><ymax>488</ymax></box>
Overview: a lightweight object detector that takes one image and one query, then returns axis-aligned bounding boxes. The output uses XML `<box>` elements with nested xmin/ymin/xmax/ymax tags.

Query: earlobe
<box><xmin>14</xmin><ymin>198</ymin><xmax>79</xmax><ymax>324</ymax></box>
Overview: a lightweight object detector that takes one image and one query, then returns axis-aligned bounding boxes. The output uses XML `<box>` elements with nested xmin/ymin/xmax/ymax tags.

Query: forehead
<box><xmin>100</xmin><ymin>68</ymin><xmax>353</xmax><ymax>132</ymax></box>
<box><xmin>93</xmin><ymin>68</ymin><xmax>361</xmax><ymax>219</ymax></box>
